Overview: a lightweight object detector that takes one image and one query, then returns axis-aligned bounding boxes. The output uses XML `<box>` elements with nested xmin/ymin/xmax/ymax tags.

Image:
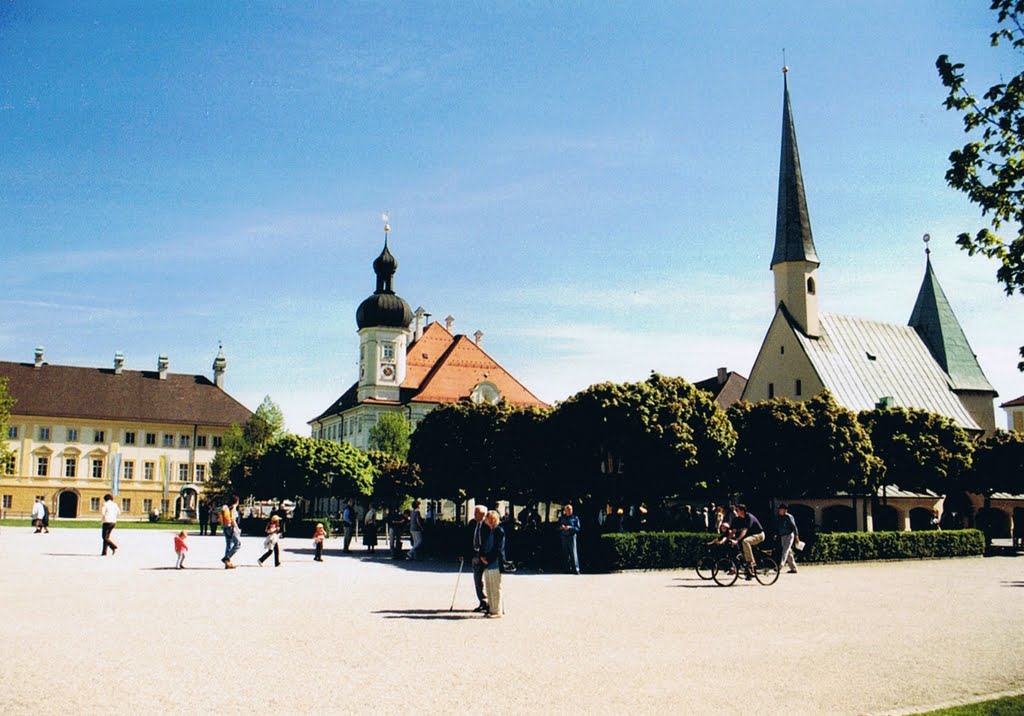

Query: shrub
<box><xmin>597</xmin><ymin>529</ymin><xmax>985</xmax><ymax>570</ymax></box>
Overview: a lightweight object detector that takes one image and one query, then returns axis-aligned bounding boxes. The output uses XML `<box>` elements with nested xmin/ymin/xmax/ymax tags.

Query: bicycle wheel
<box><xmin>695</xmin><ymin>555</ymin><xmax>717</xmax><ymax>580</ymax></box>
<box><xmin>712</xmin><ymin>558</ymin><xmax>738</xmax><ymax>586</ymax></box>
<box><xmin>754</xmin><ymin>556</ymin><xmax>780</xmax><ymax>586</ymax></box>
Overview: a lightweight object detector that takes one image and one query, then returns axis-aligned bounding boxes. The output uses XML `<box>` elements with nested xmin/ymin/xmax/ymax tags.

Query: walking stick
<box><xmin>449</xmin><ymin>556</ymin><xmax>465</xmax><ymax>612</ymax></box>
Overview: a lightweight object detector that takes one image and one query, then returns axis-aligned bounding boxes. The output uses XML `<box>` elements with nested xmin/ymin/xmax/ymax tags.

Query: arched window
<box><xmin>807</xmin><ymin>277</ymin><xmax>816</xmax><ymax>295</ymax></box>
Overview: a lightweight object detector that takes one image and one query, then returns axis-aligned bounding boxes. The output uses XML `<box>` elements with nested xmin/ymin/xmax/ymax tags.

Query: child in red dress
<box><xmin>174</xmin><ymin>531</ymin><xmax>188</xmax><ymax>569</ymax></box>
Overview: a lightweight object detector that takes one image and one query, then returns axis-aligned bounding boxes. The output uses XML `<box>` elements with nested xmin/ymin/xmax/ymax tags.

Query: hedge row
<box><xmin>598</xmin><ymin>529</ymin><xmax>985</xmax><ymax>570</ymax></box>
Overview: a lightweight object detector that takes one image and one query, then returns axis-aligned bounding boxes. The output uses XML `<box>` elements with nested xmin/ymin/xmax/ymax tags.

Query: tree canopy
<box><xmin>858</xmin><ymin>407</ymin><xmax>974</xmax><ymax>494</ymax></box>
<box><xmin>728</xmin><ymin>392</ymin><xmax>882</xmax><ymax>500</ymax></box>
<box><xmin>550</xmin><ymin>374</ymin><xmax>736</xmax><ymax>504</ymax></box>
<box><xmin>248</xmin><ymin>435</ymin><xmax>373</xmax><ymax>501</ymax></box>
<box><xmin>367</xmin><ymin>411</ymin><xmax>411</xmax><ymax>460</ymax></box>
<box><xmin>937</xmin><ymin>0</ymin><xmax>1024</xmax><ymax>369</ymax></box>
<box><xmin>0</xmin><ymin>377</ymin><xmax>15</xmax><ymax>466</ymax></box>
<box><xmin>366</xmin><ymin>449</ymin><xmax>423</xmax><ymax>509</ymax></box>
<box><xmin>965</xmin><ymin>429</ymin><xmax>1024</xmax><ymax>497</ymax></box>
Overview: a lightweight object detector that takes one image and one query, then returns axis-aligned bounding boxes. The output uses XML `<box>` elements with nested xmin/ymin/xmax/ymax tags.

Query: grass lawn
<box><xmin>2</xmin><ymin>518</ymin><xmax>188</xmax><ymax>530</ymax></box>
<box><xmin>915</xmin><ymin>695</ymin><xmax>1024</xmax><ymax>715</ymax></box>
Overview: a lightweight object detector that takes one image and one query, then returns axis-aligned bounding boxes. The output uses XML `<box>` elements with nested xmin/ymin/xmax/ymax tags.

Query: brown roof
<box><xmin>311</xmin><ymin>321</ymin><xmax>547</xmax><ymax>422</ymax></box>
<box><xmin>693</xmin><ymin>370</ymin><xmax>748</xmax><ymax>409</ymax></box>
<box><xmin>0</xmin><ymin>361</ymin><xmax>252</xmax><ymax>427</ymax></box>
<box><xmin>1002</xmin><ymin>394</ymin><xmax>1024</xmax><ymax>408</ymax></box>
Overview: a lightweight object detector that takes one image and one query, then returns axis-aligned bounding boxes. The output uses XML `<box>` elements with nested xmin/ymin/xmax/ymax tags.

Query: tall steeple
<box><xmin>771</xmin><ymin>69</ymin><xmax>821</xmax><ymax>338</ymax></box>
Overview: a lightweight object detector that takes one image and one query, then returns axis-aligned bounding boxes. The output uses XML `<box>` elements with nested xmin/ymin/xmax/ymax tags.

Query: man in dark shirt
<box><xmin>730</xmin><ymin>504</ymin><xmax>765</xmax><ymax>576</ymax></box>
<box><xmin>469</xmin><ymin>504</ymin><xmax>490</xmax><ymax>613</ymax></box>
<box><xmin>776</xmin><ymin>503</ymin><xmax>800</xmax><ymax>574</ymax></box>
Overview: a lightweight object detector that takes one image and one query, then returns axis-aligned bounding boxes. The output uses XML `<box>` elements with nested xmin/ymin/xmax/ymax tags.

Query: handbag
<box><xmin>263</xmin><ymin>533</ymin><xmax>279</xmax><ymax>550</ymax></box>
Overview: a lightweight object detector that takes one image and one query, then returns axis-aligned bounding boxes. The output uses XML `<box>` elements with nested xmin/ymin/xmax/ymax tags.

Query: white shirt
<box><xmin>31</xmin><ymin>502</ymin><xmax>45</xmax><ymax>520</ymax></box>
<box><xmin>101</xmin><ymin>499</ymin><xmax>120</xmax><ymax>524</ymax></box>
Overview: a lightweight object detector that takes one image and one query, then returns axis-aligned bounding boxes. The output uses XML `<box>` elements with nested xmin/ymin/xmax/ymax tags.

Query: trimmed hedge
<box><xmin>801</xmin><ymin>529</ymin><xmax>985</xmax><ymax>563</ymax></box>
<box><xmin>598</xmin><ymin>529</ymin><xmax>985</xmax><ymax>571</ymax></box>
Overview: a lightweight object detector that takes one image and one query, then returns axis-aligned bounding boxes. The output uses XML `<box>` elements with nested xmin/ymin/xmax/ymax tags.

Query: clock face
<box><xmin>381</xmin><ymin>364</ymin><xmax>395</xmax><ymax>380</ymax></box>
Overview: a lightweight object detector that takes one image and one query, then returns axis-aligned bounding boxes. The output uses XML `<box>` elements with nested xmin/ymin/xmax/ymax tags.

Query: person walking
<box><xmin>208</xmin><ymin>501</ymin><xmax>219</xmax><ymax>536</ymax></box>
<box><xmin>101</xmin><ymin>494</ymin><xmax>120</xmax><ymax>556</ymax></box>
<box><xmin>219</xmin><ymin>495</ymin><xmax>242</xmax><ymax>569</ymax></box>
<box><xmin>469</xmin><ymin>504</ymin><xmax>490</xmax><ymax>613</ymax></box>
<box><xmin>558</xmin><ymin>504</ymin><xmax>581</xmax><ymax>574</ymax></box>
<box><xmin>363</xmin><ymin>503</ymin><xmax>379</xmax><ymax>552</ymax></box>
<box><xmin>312</xmin><ymin>522</ymin><xmax>327</xmax><ymax>562</ymax></box>
<box><xmin>41</xmin><ymin>501</ymin><xmax>50</xmax><ymax>533</ymax></box>
<box><xmin>174</xmin><ymin>530</ymin><xmax>189</xmax><ymax>569</ymax></box>
<box><xmin>342</xmin><ymin>498</ymin><xmax>356</xmax><ymax>553</ymax></box>
<box><xmin>406</xmin><ymin>500</ymin><xmax>424</xmax><ymax>560</ymax></box>
<box><xmin>776</xmin><ymin>503</ymin><xmax>800</xmax><ymax>574</ymax></box>
<box><xmin>31</xmin><ymin>498</ymin><xmax>46</xmax><ymax>533</ymax></box>
<box><xmin>273</xmin><ymin>503</ymin><xmax>288</xmax><ymax>537</ymax></box>
<box><xmin>479</xmin><ymin>510</ymin><xmax>505</xmax><ymax>618</ymax></box>
<box><xmin>258</xmin><ymin>515</ymin><xmax>282</xmax><ymax>567</ymax></box>
<box><xmin>390</xmin><ymin>510</ymin><xmax>408</xmax><ymax>559</ymax></box>
<box><xmin>198</xmin><ymin>501</ymin><xmax>209</xmax><ymax>536</ymax></box>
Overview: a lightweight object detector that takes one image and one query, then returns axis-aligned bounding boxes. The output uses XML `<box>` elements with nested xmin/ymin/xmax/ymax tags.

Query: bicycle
<box><xmin>695</xmin><ymin>545</ymin><xmax>727</xmax><ymax>580</ymax></box>
<box><xmin>711</xmin><ymin>544</ymin><xmax>780</xmax><ymax>586</ymax></box>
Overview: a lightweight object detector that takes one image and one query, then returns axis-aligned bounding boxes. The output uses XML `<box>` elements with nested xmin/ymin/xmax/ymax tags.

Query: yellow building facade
<box><xmin>1</xmin><ymin>348</ymin><xmax>251</xmax><ymax>520</ymax></box>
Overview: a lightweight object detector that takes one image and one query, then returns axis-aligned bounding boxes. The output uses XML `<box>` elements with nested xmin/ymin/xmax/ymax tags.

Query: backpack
<box><xmin>219</xmin><ymin>505</ymin><xmax>233</xmax><ymax>527</ymax></box>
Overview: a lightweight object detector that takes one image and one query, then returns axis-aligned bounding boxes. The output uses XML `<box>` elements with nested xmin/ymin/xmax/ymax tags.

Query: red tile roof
<box><xmin>1001</xmin><ymin>394</ymin><xmax>1024</xmax><ymax>408</ymax></box>
<box><xmin>0</xmin><ymin>361</ymin><xmax>252</xmax><ymax>427</ymax></box>
<box><xmin>311</xmin><ymin>321</ymin><xmax>547</xmax><ymax>422</ymax></box>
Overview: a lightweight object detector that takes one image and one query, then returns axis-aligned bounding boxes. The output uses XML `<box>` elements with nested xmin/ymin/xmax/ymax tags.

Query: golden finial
<box><xmin>923</xmin><ymin>233</ymin><xmax>931</xmax><ymax>256</ymax></box>
<box><xmin>382</xmin><ymin>211</ymin><xmax>390</xmax><ymax>237</ymax></box>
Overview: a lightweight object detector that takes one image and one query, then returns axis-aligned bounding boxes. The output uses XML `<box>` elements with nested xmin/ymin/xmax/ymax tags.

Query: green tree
<box><xmin>408</xmin><ymin>401</ymin><xmax>507</xmax><ymax>502</ymax></box>
<box><xmin>367</xmin><ymin>411</ymin><xmax>411</xmax><ymax>460</ymax></box>
<box><xmin>549</xmin><ymin>373</ymin><xmax>736</xmax><ymax>505</ymax></box>
<box><xmin>209</xmin><ymin>396</ymin><xmax>288</xmax><ymax>497</ymax></box>
<box><xmin>728</xmin><ymin>392</ymin><xmax>882</xmax><ymax>500</ymax></box>
<box><xmin>245</xmin><ymin>395</ymin><xmax>287</xmax><ymax>448</ymax></box>
<box><xmin>858</xmin><ymin>407</ymin><xmax>974</xmax><ymax>494</ymax></box>
<box><xmin>250</xmin><ymin>435</ymin><xmax>373</xmax><ymax>501</ymax></box>
<box><xmin>366</xmin><ymin>449</ymin><xmax>423</xmax><ymax>510</ymax></box>
<box><xmin>936</xmin><ymin>0</ymin><xmax>1024</xmax><ymax>369</ymax></box>
<box><xmin>0</xmin><ymin>377</ymin><xmax>15</xmax><ymax>466</ymax></box>
<box><xmin>965</xmin><ymin>429</ymin><xmax>1024</xmax><ymax>500</ymax></box>
<box><xmin>493</xmin><ymin>405</ymin><xmax>554</xmax><ymax>505</ymax></box>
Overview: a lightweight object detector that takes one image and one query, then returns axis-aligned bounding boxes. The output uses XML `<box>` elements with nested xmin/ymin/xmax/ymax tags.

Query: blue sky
<box><xmin>1</xmin><ymin>2</ymin><xmax>1020</xmax><ymax>432</ymax></box>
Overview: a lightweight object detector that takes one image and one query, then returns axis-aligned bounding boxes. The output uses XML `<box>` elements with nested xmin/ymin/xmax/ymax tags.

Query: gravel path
<box><xmin>0</xmin><ymin>526</ymin><xmax>1020</xmax><ymax>715</ymax></box>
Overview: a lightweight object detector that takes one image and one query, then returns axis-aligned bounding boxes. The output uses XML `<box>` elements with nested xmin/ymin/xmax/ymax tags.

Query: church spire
<box><xmin>771</xmin><ymin>70</ymin><xmax>819</xmax><ymax>268</ymax></box>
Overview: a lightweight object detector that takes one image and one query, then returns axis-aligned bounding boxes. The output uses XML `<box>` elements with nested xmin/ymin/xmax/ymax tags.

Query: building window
<box><xmin>795</xmin><ymin>379</ymin><xmax>802</xmax><ymax>396</ymax></box>
<box><xmin>121</xmin><ymin>498</ymin><xmax>131</xmax><ymax>512</ymax></box>
<box><xmin>382</xmin><ymin>343</ymin><xmax>395</xmax><ymax>361</ymax></box>
<box><xmin>36</xmin><ymin>456</ymin><xmax>48</xmax><ymax>477</ymax></box>
<box><xmin>39</xmin><ymin>427</ymin><xmax>50</xmax><ymax>441</ymax></box>
<box><xmin>89</xmin><ymin>497</ymin><xmax>100</xmax><ymax>511</ymax></box>
<box><xmin>65</xmin><ymin>457</ymin><xmax>77</xmax><ymax>478</ymax></box>
<box><xmin>780</xmin><ymin>345</ymin><xmax>785</xmax><ymax>355</ymax></box>
<box><xmin>66</xmin><ymin>428</ymin><xmax>79</xmax><ymax>442</ymax></box>
<box><xmin>94</xmin><ymin>430</ymin><xmax>105</xmax><ymax>443</ymax></box>
<box><xmin>196</xmin><ymin>435</ymin><xmax>207</xmax><ymax>448</ymax></box>
<box><xmin>145</xmin><ymin>432</ymin><xmax>157</xmax><ymax>446</ymax></box>
<box><xmin>143</xmin><ymin>461</ymin><xmax>155</xmax><ymax>480</ymax></box>
<box><xmin>807</xmin><ymin>277</ymin><xmax>816</xmax><ymax>295</ymax></box>
<box><xmin>143</xmin><ymin>498</ymin><xmax>153</xmax><ymax>514</ymax></box>
<box><xmin>123</xmin><ymin>461</ymin><xmax>134</xmax><ymax>480</ymax></box>
<box><xmin>177</xmin><ymin>464</ymin><xmax>190</xmax><ymax>482</ymax></box>
<box><xmin>179</xmin><ymin>435</ymin><xmax>191</xmax><ymax>448</ymax></box>
<box><xmin>163</xmin><ymin>434</ymin><xmax>174</xmax><ymax>447</ymax></box>
<box><xmin>7</xmin><ymin>426</ymin><xmax>17</xmax><ymax>439</ymax></box>
<box><xmin>768</xmin><ymin>383</ymin><xmax>775</xmax><ymax>399</ymax></box>
<box><xmin>1</xmin><ymin>495</ymin><xmax>11</xmax><ymax>509</ymax></box>
<box><xmin>161</xmin><ymin>499</ymin><xmax>169</xmax><ymax>514</ymax></box>
<box><xmin>195</xmin><ymin>464</ymin><xmax>206</xmax><ymax>482</ymax></box>
<box><xmin>212</xmin><ymin>436</ymin><xmax>223</xmax><ymax>449</ymax></box>
<box><xmin>3</xmin><ymin>455</ymin><xmax>14</xmax><ymax>475</ymax></box>
<box><xmin>124</xmin><ymin>431</ymin><xmax>136</xmax><ymax>445</ymax></box>
<box><xmin>92</xmin><ymin>459</ymin><xmax>103</xmax><ymax>479</ymax></box>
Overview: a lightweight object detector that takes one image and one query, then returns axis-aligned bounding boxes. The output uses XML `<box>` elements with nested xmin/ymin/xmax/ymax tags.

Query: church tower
<box><xmin>771</xmin><ymin>69</ymin><xmax>821</xmax><ymax>338</ymax></box>
<box><xmin>355</xmin><ymin>220</ymin><xmax>413</xmax><ymax>403</ymax></box>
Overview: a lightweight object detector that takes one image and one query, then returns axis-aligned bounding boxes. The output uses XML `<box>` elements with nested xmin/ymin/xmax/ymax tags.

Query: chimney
<box><xmin>444</xmin><ymin>315</ymin><xmax>455</xmax><ymax>332</ymax></box>
<box><xmin>114</xmin><ymin>351</ymin><xmax>125</xmax><ymax>375</ymax></box>
<box><xmin>158</xmin><ymin>354</ymin><xmax>169</xmax><ymax>380</ymax></box>
<box><xmin>717</xmin><ymin>367</ymin><xmax>728</xmax><ymax>385</ymax></box>
<box><xmin>212</xmin><ymin>345</ymin><xmax>227</xmax><ymax>389</ymax></box>
<box><xmin>33</xmin><ymin>346</ymin><xmax>44</xmax><ymax>369</ymax></box>
<box><xmin>473</xmin><ymin>330</ymin><xmax>484</xmax><ymax>346</ymax></box>
<box><xmin>413</xmin><ymin>306</ymin><xmax>426</xmax><ymax>342</ymax></box>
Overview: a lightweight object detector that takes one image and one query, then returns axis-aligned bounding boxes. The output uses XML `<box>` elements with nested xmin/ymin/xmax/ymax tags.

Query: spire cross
<box><xmin>923</xmin><ymin>233</ymin><xmax>931</xmax><ymax>257</ymax></box>
<box><xmin>782</xmin><ymin>48</ymin><xmax>788</xmax><ymax>74</ymax></box>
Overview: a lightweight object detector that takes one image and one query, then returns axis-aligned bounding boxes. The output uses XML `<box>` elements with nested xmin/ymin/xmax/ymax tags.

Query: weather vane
<box><xmin>782</xmin><ymin>48</ymin><xmax>788</xmax><ymax>74</ymax></box>
<box><xmin>923</xmin><ymin>233</ymin><xmax>931</xmax><ymax>256</ymax></box>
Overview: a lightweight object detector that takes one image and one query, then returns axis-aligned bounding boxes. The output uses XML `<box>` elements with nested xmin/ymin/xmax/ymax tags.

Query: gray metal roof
<box><xmin>792</xmin><ymin>312</ymin><xmax>980</xmax><ymax>430</ymax></box>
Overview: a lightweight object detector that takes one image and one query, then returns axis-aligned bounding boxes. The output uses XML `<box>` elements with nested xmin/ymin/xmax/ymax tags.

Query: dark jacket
<box><xmin>469</xmin><ymin>519</ymin><xmax>491</xmax><ymax>559</ymax></box>
<box><xmin>481</xmin><ymin>525</ymin><xmax>505</xmax><ymax>570</ymax></box>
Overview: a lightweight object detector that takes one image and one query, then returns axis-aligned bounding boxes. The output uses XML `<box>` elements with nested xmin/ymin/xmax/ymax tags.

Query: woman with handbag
<box><xmin>258</xmin><ymin>515</ymin><xmax>282</xmax><ymax>567</ymax></box>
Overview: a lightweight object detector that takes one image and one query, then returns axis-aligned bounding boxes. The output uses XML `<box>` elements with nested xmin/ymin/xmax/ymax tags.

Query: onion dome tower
<box><xmin>356</xmin><ymin>215</ymin><xmax>413</xmax><ymax>402</ymax></box>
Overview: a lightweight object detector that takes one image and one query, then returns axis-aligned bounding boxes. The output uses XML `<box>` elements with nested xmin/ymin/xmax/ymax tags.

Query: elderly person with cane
<box><xmin>479</xmin><ymin>510</ymin><xmax>505</xmax><ymax>619</ymax></box>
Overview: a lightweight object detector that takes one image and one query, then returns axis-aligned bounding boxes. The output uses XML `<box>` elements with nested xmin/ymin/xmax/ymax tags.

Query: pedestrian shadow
<box><xmin>373</xmin><ymin>609</ymin><xmax>478</xmax><ymax>621</ymax></box>
<box><xmin>1000</xmin><ymin>580</ymin><xmax>1024</xmax><ymax>587</ymax></box>
<box><xmin>44</xmin><ymin>552</ymin><xmax>100</xmax><ymax>558</ymax></box>
<box><xmin>144</xmin><ymin>566</ymin><xmax>225</xmax><ymax>571</ymax></box>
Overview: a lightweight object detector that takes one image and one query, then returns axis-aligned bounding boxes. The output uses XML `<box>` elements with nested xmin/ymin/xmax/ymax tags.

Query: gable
<box><xmin>742</xmin><ymin>307</ymin><xmax>822</xmax><ymax>403</ymax></box>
